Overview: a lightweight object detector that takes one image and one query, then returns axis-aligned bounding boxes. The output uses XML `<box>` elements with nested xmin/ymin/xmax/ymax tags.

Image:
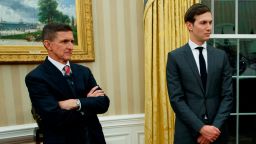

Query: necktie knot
<box><xmin>196</xmin><ymin>47</ymin><xmax>204</xmax><ymax>53</ymax></box>
<box><xmin>64</xmin><ymin>65</ymin><xmax>71</xmax><ymax>76</ymax></box>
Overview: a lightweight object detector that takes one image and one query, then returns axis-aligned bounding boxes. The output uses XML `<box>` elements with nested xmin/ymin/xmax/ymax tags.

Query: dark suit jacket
<box><xmin>25</xmin><ymin>58</ymin><xmax>110</xmax><ymax>144</ymax></box>
<box><xmin>166</xmin><ymin>44</ymin><xmax>233</xmax><ymax>144</ymax></box>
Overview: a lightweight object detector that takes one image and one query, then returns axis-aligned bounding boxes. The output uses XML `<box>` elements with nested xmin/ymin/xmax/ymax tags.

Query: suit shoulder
<box><xmin>71</xmin><ymin>63</ymin><xmax>92</xmax><ymax>74</ymax></box>
<box><xmin>25</xmin><ymin>64</ymin><xmax>46</xmax><ymax>83</ymax></box>
<box><xmin>72</xmin><ymin>63</ymin><xmax>89</xmax><ymax>70</ymax></box>
<box><xmin>168</xmin><ymin>44</ymin><xmax>188</xmax><ymax>56</ymax></box>
<box><xmin>208</xmin><ymin>46</ymin><xmax>226</xmax><ymax>55</ymax></box>
<box><xmin>26</xmin><ymin>64</ymin><xmax>44</xmax><ymax>77</ymax></box>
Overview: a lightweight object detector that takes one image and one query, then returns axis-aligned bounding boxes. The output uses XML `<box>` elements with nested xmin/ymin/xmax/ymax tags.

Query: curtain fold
<box><xmin>144</xmin><ymin>0</ymin><xmax>199</xmax><ymax>144</ymax></box>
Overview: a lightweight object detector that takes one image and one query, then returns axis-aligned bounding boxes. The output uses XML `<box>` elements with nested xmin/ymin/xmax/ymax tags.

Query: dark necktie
<box><xmin>196</xmin><ymin>47</ymin><xmax>209</xmax><ymax>122</ymax></box>
<box><xmin>63</xmin><ymin>65</ymin><xmax>76</xmax><ymax>96</ymax></box>
<box><xmin>196</xmin><ymin>47</ymin><xmax>207</xmax><ymax>90</ymax></box>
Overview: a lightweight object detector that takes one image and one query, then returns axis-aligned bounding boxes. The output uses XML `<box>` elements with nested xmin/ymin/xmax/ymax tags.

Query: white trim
<box><xmin>0</xmin><ymin>114</ymin><xmax>145</xmax><ymax>144</ymax></box>
<box><xmin>210</xmin><ymin>34</ymin><xmax>256</xmax><ymax>39</ymax></box>
<box><xmin>0</xmin><ymin>123</ymin><xmax>37</xmax><ymax>140</ymax></box>
<box><xmin>232</xmin><ymin>76</ymin><xmax>256</xmax><ymax>79</ymax></box>
<box><xmin>230</xmin><ymin>113</ymin><xmax>256</xmax><ymax>115</ymax></box>
<box><xmin>100</xmin><ymin>114</ymin><xmax>144</xmax><ymax>128</ymax></box>
<box><xmin>235</xmin><ymin>0</ymin><xmax>238</xmax><ymax>34</ymax></box>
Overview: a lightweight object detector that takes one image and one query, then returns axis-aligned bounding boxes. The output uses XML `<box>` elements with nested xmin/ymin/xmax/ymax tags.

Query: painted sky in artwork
<box><xmin>0</xmin><ymin>0</ymin><xmax>76</xmax><ymax>23</ymax></box>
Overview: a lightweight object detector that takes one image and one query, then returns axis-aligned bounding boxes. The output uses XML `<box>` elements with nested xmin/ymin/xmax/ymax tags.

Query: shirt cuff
<box><xmin>76</xmin><ymin>99</ymin><xmax>82</xmax><ymax>111</ymax></box>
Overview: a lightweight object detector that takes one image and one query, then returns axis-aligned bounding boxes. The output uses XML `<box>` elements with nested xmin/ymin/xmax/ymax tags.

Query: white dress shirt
<box><xmin>47</xmin><ymin>56</ymin><xmax>71</xmax><ymax>75</ymax></box>
<box><xmin>188</xmin><ymin>39</ymin><xmax>208</xmax><ymax>74</ymax></box>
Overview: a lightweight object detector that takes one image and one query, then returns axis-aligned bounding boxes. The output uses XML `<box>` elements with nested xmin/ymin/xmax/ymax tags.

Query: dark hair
<box><xmin>42</xmin><ymin>23</ymin><xmax>73</xmax><ymax>41</ymax></box>
<box><xmin>184</xmin><ymin>3</ymin><xmax>211</xmax><ymax>23</ymax></box>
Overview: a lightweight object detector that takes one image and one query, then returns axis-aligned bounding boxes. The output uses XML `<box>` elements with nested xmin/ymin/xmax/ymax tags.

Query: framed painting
<box><xmin>0</xmin><ymin>0</ymin><xmax>94</xmax><ymax>63</ymax></box>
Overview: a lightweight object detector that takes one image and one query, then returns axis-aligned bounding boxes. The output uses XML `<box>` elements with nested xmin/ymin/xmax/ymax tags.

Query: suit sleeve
<box><xmin>166</xmin><ymin>52</ymin><xmax>204</xmax><ymax>132</ymax></box>
<box><xmin>25</xmin><ymin>74</ymin><xmax>84</xmax><ymax>128</ymax></box>
<box><xmin>79</xmin><ymin>68</ymin><xmax>110</xmax><ymax>114</ymax></box>
<box><xmin>212</xmin><ymin>52</ymin><xmax>233</xmax><ymax>129</ymax></box>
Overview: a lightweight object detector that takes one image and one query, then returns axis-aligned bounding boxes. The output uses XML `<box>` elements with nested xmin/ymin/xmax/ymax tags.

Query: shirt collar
<box><xmin>189</xmin><ymin>39</ymin><xmax>207</xmax><ymax>50</ymax></box>
<box><xmin>47</xmin><ymin>56</ymin><xmax>70</xmax><ymax>75</ymax></box>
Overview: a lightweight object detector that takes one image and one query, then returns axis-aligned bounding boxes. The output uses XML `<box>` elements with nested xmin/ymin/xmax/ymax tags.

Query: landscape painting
<box><xmin>0</xmin><ymin>0</ymin><xmax>77</xmax><ymax>46</ymax></box>
<box><xmin>0</xmin><ymin>0</ymin><xmax>95</xmax><ymax>63</ymax></box>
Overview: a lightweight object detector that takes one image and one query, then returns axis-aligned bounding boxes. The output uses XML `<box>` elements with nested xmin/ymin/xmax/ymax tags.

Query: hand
<box><xmin>58</xmin><ymin>99</ymin><xmax>78</xmax><ymax>110</ymax></box>
<box><xmin>197</xmin><ymin>135</ymin><xmax>211</xmax><ymax>144</ymax></box>
<box><xmin>199</xmin><ymin>125</ymin><xmax>220</xmax><ymax>142</ymax></box>
<box><xmin>87</xmin><ymin>86</ymin><xmax>105</xmax><ymax>97</ymax></box>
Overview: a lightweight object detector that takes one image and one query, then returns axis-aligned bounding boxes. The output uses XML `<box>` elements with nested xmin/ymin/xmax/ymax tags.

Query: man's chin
<box><xmin>204</xmin><ymin>37</ymin><xmax>210</xmax><ymax>41</ymax></box>
<box><xmin>64</xmin><ymin>56</ymin><xmax>71</xmax><ymax>61</ymax></box>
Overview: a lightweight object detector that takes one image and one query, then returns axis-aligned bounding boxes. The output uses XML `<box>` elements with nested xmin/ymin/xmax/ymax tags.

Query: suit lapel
<box><xmin>70</xmin><ymin>64</ymin><xmax>81</xmax><ymax>97</ymax></box>
<box><xmin>42</xmin><ymin>58</ymin><xmax>75</xmax><ymax>99</ymax></box>
<box><xmin>184</xmin><ymin>44</ymin><xmax>205</xmax><ymax>92</ymax></box>
<box><xmin>205</xmin><ymin>45</ymin><xmax>216</xmax><ymax>96</ymax></box>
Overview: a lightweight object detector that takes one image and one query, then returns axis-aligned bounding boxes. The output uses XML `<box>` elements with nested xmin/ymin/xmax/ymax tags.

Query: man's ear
<box><xmin>43</xmin><ymin>40</ymin><xmax>51</xmax><ymax>51</ymax></box>
<box><xmin>186</xmin><ymin>22</ymin><xmax>193</xmax><ymax>31</ymax></box>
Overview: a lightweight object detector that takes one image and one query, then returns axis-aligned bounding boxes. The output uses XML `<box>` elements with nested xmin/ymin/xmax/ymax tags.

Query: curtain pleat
<box><xmin>144</xmin><ymin>0</ymin><xmax>199</xmax><ymax>143</ymax></box>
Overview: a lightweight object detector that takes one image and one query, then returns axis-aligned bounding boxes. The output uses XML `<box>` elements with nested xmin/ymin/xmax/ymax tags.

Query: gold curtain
<box><xmin>144</xmin><ymin>0</ymin><xmax>199</xmax><ymax>144</ymax></box>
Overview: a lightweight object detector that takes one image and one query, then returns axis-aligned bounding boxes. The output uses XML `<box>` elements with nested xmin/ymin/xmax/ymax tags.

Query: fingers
<box><xmin>200</xmin><ymin>139</ymin><xmax>209</xmax><ymax>144</ymax></box>
<box><xmin>213</xmin><ymin>127</ymin><xmax>221</xmax><ymax>134</ymax></box>
<box><xmin>198</xmin><ymin>135</ymin><xmax>212</xmax><ymax>144</ymax></box>
<box><xmin>197</xmin><ymin>135</ymin><xmax>203</xmax><ymax>143</ymax></box>
<box><xmin>198</xmin><ymin>135</ymin><xmax>211</xmax><ymax>144</ymax></box>
<box><xmin>88</xmin><ymin>86</ymin><xmax>99</xmax><ymax>95</ymax></box>
<box><xmin>89</xmin><ymin>89</ymin><xmax>104</xmax><ymax>97</ymax></box>
<box><xmin>200</xmin><ymin>125</ymin><xmax>220</xmax><ymax>142</ymax></box>
<box><xmin>210</xmin><ymin>127</ymin><xmax>220</xmax><ymax>142</ymax></box>
<box><xmin>87</xmin><ymin>86</ymin><xmax>105</xmax><ymax>97</ymax></box>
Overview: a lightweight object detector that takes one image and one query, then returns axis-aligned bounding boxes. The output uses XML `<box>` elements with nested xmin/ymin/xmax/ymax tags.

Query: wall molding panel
<box><xmin>0</xmin><ymin>114</ymin><xmax>145</xmax><ymax>144</ymax></box>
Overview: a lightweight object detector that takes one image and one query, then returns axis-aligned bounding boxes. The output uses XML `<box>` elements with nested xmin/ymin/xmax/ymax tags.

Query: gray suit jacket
<box><xmin>166</xmin><ymin>43</ymin><xmax>233</xmax><ymax>144</ymax></box>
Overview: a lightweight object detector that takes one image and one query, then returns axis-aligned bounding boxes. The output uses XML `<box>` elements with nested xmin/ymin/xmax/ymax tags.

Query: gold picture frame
<box><xmin>0</xmin><ymin>0</ymin><xmax>94</xmax><ymax>63</ymax></box>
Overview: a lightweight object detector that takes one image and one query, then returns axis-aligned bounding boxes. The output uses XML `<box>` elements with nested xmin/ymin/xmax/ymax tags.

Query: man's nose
<box><xmin>67</xmin><ymin>42</ymin><xmax>74</xmax><ymax>49</ymax></box>
<box><xmin>207</xmin><ymin>23</ymin><xmax>212</xmax><ymax>30</ymax></box>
